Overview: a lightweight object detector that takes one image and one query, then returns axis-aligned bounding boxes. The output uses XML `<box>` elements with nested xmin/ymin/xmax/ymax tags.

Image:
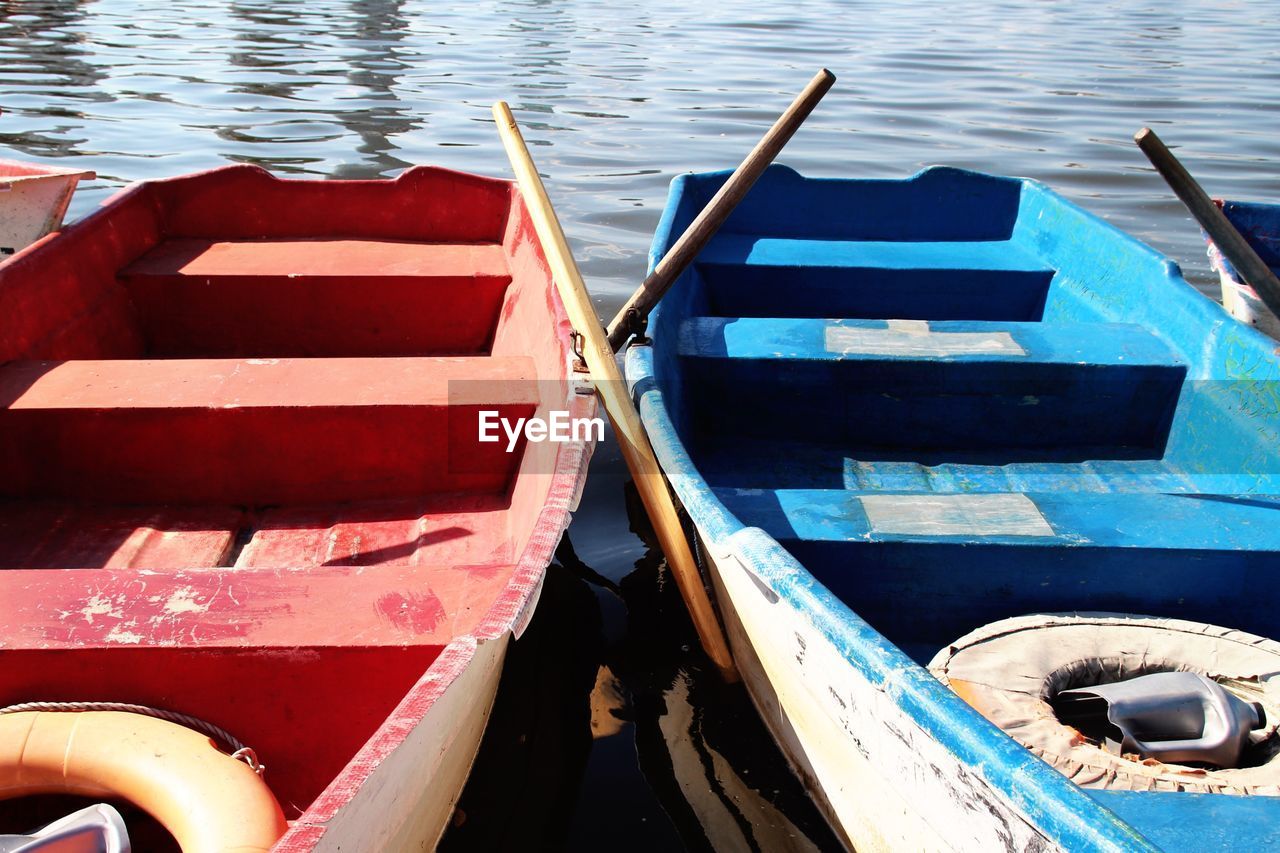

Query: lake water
<box><xmin>3</xmin><ymin>0</ymin><xmax>1279</xmax><ymax>849</ymax></box>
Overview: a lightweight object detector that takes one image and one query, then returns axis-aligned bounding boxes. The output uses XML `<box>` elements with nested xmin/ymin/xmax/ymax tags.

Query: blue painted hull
<box><xmin>625</xmin><ymin>165</ymin><xmax>1280</xmax><ymax>851</ymax></box>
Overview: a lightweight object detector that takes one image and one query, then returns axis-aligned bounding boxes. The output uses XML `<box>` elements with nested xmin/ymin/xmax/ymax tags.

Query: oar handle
<box><xmin>605</xmin><ymin>68</ymin><xmax>836</xmax><ymax>352</ymax></box>
<box><xmin>1134</xmin><ymin>127</ymin><xmax>1280</xmax><ymax>321</ymax></box>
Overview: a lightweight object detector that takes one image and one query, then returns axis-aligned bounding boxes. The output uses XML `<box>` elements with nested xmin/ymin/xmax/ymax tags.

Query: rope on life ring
<box><xmin>0</xmin><ymin>709</ymin><xmax>287</xmax><ymax>853</ymax></box>
<box><xmin>0</xmin><ymin>701</ymin><xmax>265</xmax><ymax>775</ymax></box>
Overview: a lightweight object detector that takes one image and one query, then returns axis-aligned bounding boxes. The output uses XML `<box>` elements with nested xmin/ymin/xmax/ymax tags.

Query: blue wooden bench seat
<box><xmin>690</xmin><ymin>437</ymin><xmax>1205</xmax><ymax>492</ymax></box>
<box><xmin>693</xmin><ymin>237</ymin><xmax>1056</xmax><ymax>321</ymax></box>
<box><xmin>677</xmin><ymin>316</ymin><xmax>1186</xmax><ymax>453</ymax></box>
<box><xmin>713</xmin><ymin>486</ymin><xmax>1280</xmax><ymax>658</ymax></box>
<box><xmin>696</xmin><ymin>235</ymin><xmax>1052</xmax><ymax>272</ymax></box>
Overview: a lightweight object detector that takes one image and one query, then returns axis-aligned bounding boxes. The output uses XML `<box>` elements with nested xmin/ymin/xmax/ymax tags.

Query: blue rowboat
<box><xmin>1208</xmin><ymin>199</ymin><xmax>1280</xmax><ymax>340</ymax></box>
<box><xmin>625</xmin><ymin>164</ymin><xmax>1280</xmax><ymax>851</ymax></box>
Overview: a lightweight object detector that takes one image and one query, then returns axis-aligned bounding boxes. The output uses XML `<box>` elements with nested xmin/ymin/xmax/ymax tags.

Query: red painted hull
<box><xmin>0</xmin><ymin>165</ymin><xmax>595</xmax><ymax>847</ymax></box>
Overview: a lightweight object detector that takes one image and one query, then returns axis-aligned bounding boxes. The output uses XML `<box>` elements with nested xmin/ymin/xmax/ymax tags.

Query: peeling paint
<box><xmin>163</xmin><ymin>585</ymin><xmax>210</xmax><ymax>615</ymax></box>
<box><xmin>79</xmin><ymin>594</ymin><xmax>122</xmax><ymax>625</ymax></box>
<box><xmin>104</xmin><ymin>623</ymin><xmax>144</xmax><ymax>644</ymax></box>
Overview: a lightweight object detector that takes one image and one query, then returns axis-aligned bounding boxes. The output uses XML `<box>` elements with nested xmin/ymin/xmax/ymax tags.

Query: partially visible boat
<box><xmin>627</xmin><ymin>164</ymin><xmax>1280</xmax><ymax>850</ymax></box>
<box><xmin>0</xmin><ymin>164</ymin><xmax>595</xmax><ymax>849</ymax></box>
<box><xmin>0</xmin><ymin>159</ymin><xmax>94</xmax><ymax>255</ymax></box>
<box><xmin>1207</xmin><ymin>198</ymin><xmax>1280</xmax><ymax>339</ymax></box>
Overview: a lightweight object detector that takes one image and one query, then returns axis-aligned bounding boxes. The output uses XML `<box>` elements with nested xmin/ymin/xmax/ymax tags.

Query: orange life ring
<box><xmin>0</xmin><ymin>710</ymin><xmax>287</xmax><ymax>852</ymax></box>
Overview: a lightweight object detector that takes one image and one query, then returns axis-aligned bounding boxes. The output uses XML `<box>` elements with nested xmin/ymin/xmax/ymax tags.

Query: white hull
<box><xmin>279</xmin><ymin>634</ymin><xmax>510</xmax><ymax>851</ymax></box>
<box><xmin>0</xmin><ymin>165</ymin><xmax>93</xmax><ymax>253</ymax></box>
<box><xmin>1218</xmin><ymin>271</ymin><xmax>1280</xmax><ymax>341</ymax></box>
<box><xmin>702</xmin><ymin>539</ymin><xmax>1058</xmax><ymax>852</ymax></box>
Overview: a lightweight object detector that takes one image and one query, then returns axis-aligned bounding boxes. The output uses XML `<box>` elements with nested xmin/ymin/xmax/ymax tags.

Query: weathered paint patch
<box><xmin>163</xmin><ymin>585</ymin><xmax>210</xmax><ymax>615</ymax></box>
<box><xmin>103</xmin><ymin>623</ymin><xmax>144</xmax><ymax>644</ymax></box>
<box><xmin>375</xmin><ymin>590</ymin><xmax>447</xmax><ymax>635</ymax></box>
<box><xmin>825</xmin><ymin>320</ymin><xmax>1026</xmax><ymax>357</ymax></box>
<box><xmin>78</xmin><ymin>593</ymin><xmax>123</xmax><ymax>625</ymax></box>
<box><xmin>859</xmin><ymin>493</ymin><xmax>1055</xmax><ymax>537</ymax></box>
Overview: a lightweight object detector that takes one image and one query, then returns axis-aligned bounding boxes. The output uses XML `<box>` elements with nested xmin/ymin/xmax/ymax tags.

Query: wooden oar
<box><xmin>1135</xmin><ymin>127</ymin><xmax>1280</xmax><ymax>322</ymax></box>
<box><xmin>493</xmin><ymin>102</ymin><xmax>738</xmax><ymax>682</ymax></box>
<box><xmin>605</xmin><ymin>68</ymin><xmax>836</xmax><ymax>352</ymax></box>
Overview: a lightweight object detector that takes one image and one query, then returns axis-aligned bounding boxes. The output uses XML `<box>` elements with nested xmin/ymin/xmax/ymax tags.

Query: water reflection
<box><xmin>4</xmin><ymin>0</ymin><xmax>1278</xmax><ymax>293</ymax></box>
<box><xmin>226</xmin><ymin>2</ymin><xmax>316</xmax><ymax>100</ymax></box>
<box><xmin>335</xmin><ymin>0</ymin><xmax>416</xmax><ymax>176</ymax></box>
<box><xmin>218</xmin><ymin>0</ymin><xmax>421</xmax><ymax>175</ymax></box>
<box><xmin>440</xmin><ymin>556</ymin><xmax>600</xmax><ymax>850</ymax></box>
<box><xmin>609</xmin><ymin>528</ymin><xmax>838</xmax><ymax>853</ymax></box>
<box><xmin>444</xmin><ymin>501</ymin><xmax>839</xmax><ymax>852</ymax></box>
<box><xmin>0</xmin><ymin>0</ymin><xmax>106</xmax><ymax>157</ymax></box>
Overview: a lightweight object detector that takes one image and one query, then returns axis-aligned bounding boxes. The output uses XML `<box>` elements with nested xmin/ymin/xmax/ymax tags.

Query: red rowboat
<box><xmin>0</xmin><ymin>164</ymin><xmax>595</xmax><ymax>849</ymax></box>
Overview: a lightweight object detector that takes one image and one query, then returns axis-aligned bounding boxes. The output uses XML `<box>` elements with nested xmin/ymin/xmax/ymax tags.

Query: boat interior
<box><xmin>647</xmin><ymin>164</ymin><xmax>1280</xmax><ymax>669</ymax></box>
<box><xmin>0</xmin><ymin>165</ymin><xmax>580</xmax><ymax>817</ymax></box>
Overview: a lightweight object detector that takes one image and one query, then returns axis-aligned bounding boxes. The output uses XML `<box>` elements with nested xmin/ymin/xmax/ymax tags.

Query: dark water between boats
<box><xmin>2</xmin><ymin>0</ymin><xmax>1280</xmax><ymax>848</ymax></box>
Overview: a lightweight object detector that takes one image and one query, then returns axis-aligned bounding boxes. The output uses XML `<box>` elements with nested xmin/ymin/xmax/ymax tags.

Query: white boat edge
<box><xmin>276</xmin><ymin>634</ymin><xmax>511</xmax><ymax>852</ymax></box>
<box><xmin>1207</xmin><ymin>234</ymin><xmax>1280</xmax><ymax>340</ymax></box>
<box><xmin>0</xmin><ymin>160</ymin><xmax>96</xmax><ymax>254</ymax></box>
<box><xmin>700</xmin><ymin>531</ymin><xmax>1058</xmax><ymax>852</ymax></box>
<box><xmin>1217</xmin><ymin>270</ymin><xmax>1280</xmax><ymax>341</ymax></box>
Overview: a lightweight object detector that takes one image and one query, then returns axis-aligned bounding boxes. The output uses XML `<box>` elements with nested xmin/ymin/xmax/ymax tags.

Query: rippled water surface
<box><xmin>3</xmin><ymin>0</ymin><xmax>1279</xmax><ymax>849</ymax></box>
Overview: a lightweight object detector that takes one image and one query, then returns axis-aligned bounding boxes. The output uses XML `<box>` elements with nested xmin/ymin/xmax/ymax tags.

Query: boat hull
<box><xmin>1216</xmin><ymin>273</ymin><xmax>1280</xmax><ymax>340</ymax></box>
<box><xmin>1208</xmin><ymin>199</ymin><xmax>1280</xmax><ymax>339</ymax></box>
<box><xmin>1208</xmin><ymin>212</ymin><xmax>1280</xmax><ymax>338</ymax></box>
<box><xmin>627</xmin><ymin>164</ymin><xmax>1280</xmax><ymax>851</ymax></box>
<box><xmin>280</xmin><ymin>635</ymin><xmax>509</xmax><ymax>851</ymax></box>
<box><xmin>700</xmin><ymin>531</ymin><xmax>1059</xmax><ymax>852</ymax></box>
<box><xmin>0</xmin><ymin>159</ymin><xmax>94</xmax><ymax>254</ymax></box>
